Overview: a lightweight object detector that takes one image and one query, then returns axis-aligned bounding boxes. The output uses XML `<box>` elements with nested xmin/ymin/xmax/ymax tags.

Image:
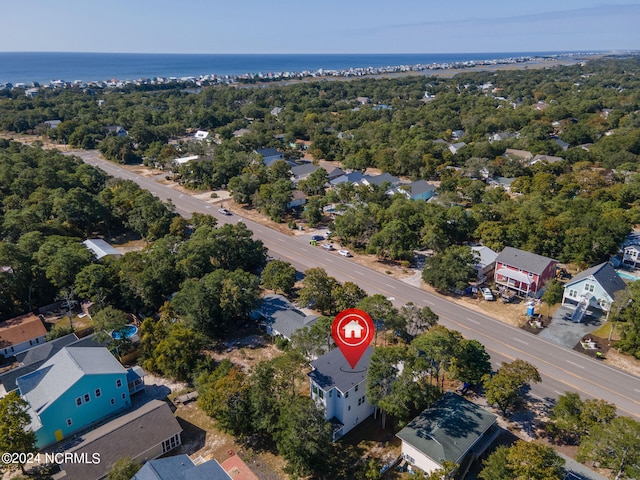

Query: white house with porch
<box><xmin>562</xmin><ymin>262</ymin><xmax>627</xmax><ymax>322</ymax></box>
<box><xmin>307</xmin><ymin>347</ymin><xmax>374</xmax><ymax>441</ymax></box>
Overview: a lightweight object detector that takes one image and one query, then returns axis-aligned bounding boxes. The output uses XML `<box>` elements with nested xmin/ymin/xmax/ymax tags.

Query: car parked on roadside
<box><xmin>481</xmin><ymin>287</ymin><xmax>494</xmax><ymax>301</ymax></box>
<box><xmin>321</xmin><ymin>243</ymin><xmax>334</xmax><ymax>250</ymax></box>
<box><xmin>338</xmin><ymin>249</ymin><xmax>352</xmax><ymax>257</ymax></box>
<box><xmin>218</xmin><ymin>208</ymin><xmax>232</xmax><ymax>215</ymax></box>
<box><xmin>311</xmin><ymin>235</ymin><xmax>324</xmax><ymax>241</ymax></box>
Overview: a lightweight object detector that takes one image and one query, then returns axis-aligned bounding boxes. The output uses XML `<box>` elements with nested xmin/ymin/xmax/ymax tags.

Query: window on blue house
<box><xmin>116</xmin><ymin>378</ymin><xmax>122</xmax><ymax>388</ymax></box>
<box><xmin>95</xmin><ymin>388</ymin><xmax>102</xmax><ymax>398</ymax></box>
<box><xmin>75</xmin><ymin>397</ymin><xmax>82</xmax><ymax>407</ymax></box>
<box><xmin>66</xmin><ymin>418</ymin><xmax>72</xmax><ymax>426</ymax></box>
<box><xmin>83</xmin><ymin>393</ymin><xmax>90</xmax><ymax>403</ymax></box>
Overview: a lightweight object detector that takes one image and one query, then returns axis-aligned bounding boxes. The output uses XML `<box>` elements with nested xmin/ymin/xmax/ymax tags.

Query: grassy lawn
<box><xmin>589</xmin><ymin>321</ymin><xmax>621</xmax><ymax>341</ymax></box>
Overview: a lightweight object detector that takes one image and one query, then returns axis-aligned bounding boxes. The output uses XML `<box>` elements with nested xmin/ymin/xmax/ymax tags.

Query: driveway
<box><xmin>538</xmin><ymin>306</ymin><xmax>605</xmax><ymax>349</ymax></box>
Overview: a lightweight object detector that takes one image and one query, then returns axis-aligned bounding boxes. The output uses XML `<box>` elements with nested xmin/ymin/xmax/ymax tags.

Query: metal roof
<box><xmin>82</xmin><ymin>239</ymin><xmax>121</xmax><ymax>259</ymax></box>
<box><xmin>17</xmin><ymin>347</ymin><xmax>126</xmax><ymax>413</ymax></box>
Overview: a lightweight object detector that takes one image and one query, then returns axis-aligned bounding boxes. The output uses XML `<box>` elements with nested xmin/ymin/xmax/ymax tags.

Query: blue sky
<box><xmin>1</xmin><ymin>1</ymin><xmax>638</xmax><ymax>53</ymax></box>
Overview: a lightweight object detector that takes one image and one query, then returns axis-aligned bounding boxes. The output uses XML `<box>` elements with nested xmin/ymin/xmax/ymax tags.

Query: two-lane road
<box><xmin>72</xmin><ymin>150</ymin><xmax>640</xmax><ymax>419</ymax></box>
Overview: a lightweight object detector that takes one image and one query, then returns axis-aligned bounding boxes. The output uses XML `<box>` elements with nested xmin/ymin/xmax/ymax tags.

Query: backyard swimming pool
<box><xmin>111</xmin><ymin>324</ymin><xmax>138</xmax><ymax>340</ymax></box>
<box><xmin>616</xmin><ymin>270</ymin><xmax>640</xmax><ymax>282</ymax></box>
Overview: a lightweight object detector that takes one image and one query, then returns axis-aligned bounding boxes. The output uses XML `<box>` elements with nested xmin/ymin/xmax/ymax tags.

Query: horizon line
<box><xmin>0</xmin><ymin>49</ymin><xmax>619</xmax><ymax>56</ymax></box>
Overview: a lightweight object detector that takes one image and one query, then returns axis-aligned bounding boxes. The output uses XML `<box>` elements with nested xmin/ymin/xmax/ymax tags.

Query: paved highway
<box><xmin>70</xmin><ymin>150</ymin><xmax>640</xmax><ymax>419</ymax></box>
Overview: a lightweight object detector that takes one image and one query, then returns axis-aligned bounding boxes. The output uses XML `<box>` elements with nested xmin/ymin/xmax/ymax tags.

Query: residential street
<box><xmin>69</xmin><ymin>149</ymin><xmax>640</xmax><ymax>420</ymax></box>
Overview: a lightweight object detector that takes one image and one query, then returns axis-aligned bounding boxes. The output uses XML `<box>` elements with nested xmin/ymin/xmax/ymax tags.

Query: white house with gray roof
<box><xmin>307</xmin><ymin>346</ymin><xmax>374</xmax><ymax>441</ymax></box>
<box><xmin>562</xmin><ymin>262</ymin><xmax>627</xmax><ymax>317</ymax></box>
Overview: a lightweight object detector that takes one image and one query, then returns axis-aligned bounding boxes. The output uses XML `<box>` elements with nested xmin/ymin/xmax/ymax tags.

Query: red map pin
<box><xmin>332</xmin><ymin>308</ymin><xmax>375</xmax><ymax>369</ymax></box>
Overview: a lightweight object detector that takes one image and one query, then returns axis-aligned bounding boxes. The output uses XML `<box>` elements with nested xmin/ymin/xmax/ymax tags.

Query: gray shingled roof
<box><xmin>308</xmin><ymin>346</ymin><xmax>373</xmax><ymax>393</ymax></box>
<box><xmin>330</xmin><ymin>171</ymin><xmax>365</xmax><ymax>186</ymax></box>
<box><xmin>255</xmin><ymin>147</ymin><xmax>282</xmax><ymax>157</ymax></box>
<box><xmin>1</xmin><ymin>335</ymin><xmax>103</xmax><ymax>394</ymax></box>
<box><xmin>15</xmin><ymin>333</ymin><xmax>78</xmax><ymax>365</ymax></box>
<box><xmin>495</xmin><ymin>246</ymin><xmax>556</xmax><ymax>275</ymax></box>
<box><xmin>259</xmin><ymin>294</ymin><xmax>317</xmax><ymax>340</ymax></box>
<box><xmin>396</xmin><ymin>392</ymin><xmax>497</xmax><ymax>467</ymax></box>
<box><xmin>409</xmin><ymin>180</ymin><xmax>436</xmax><ymax>197</ymax></box>
<box><xmin>59</xmin><ymin>400</ymin><xmax>182</xmax><ymax>480</ymax></box>
<box><xmin>363</xmin><ymin>172</ymin><xmax>400</xmax><ymax>187</ymax></box>
<box><xmin>132</xmin><ymin>455</ymin><xmax>230</xmax><ymax>480</ymax></box>
<box><xmin>291</xmin><ymin>163</ymin><xmax>320</xmax><ymax>178</ymax></box>
<box><xmin>17</xmin><ymin>347</ymin><xmax>125</xmax><ymax>413</ymax></box>
<box><xmin>566</xmin><ymin>262</ymin><xmax>627</xmax><ymax>298</ymax></box>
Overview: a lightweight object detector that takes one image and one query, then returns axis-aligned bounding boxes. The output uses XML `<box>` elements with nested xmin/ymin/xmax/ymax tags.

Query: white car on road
<box><xmin>321</xmin><ymin>243</ymin><xmax>334</xmax><ymax>250</ymax></box>
<box><xmin>218</xmin><ymin>208</ymin><xmax>232</xmax><ymax>216</ymax></box>
<box><xmin>338</xmin><ymin>249</ymin><xmax>352</xmax><ymax>257</ymax></box>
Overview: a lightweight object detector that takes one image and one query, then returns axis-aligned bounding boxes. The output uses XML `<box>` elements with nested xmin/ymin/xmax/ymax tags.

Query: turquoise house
<box><xmin>16</xmin><ymin>347</ymin><xmax>130</xmax><ymax>448</ymax></box>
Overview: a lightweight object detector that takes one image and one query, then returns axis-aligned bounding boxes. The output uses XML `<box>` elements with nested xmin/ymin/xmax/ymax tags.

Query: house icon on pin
<box><xmin>343</xmin><ymin>319</ymin><xmax>365</xmax><ymax>339</ymax></box>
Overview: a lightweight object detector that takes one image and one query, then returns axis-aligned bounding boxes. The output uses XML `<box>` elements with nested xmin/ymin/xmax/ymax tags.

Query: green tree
<box><xmin>482</xmin><ymin>360</ymin><xmax>541</xmax><ymax>415</ymax></box>
<box><xmin>33</xmin><ymin>235</ymin><xmax>95</xmax><ymax>291</ymax></box>
<box><xmin>0</xmin><ymin>392</ymin><xmax>37</xmax><ymax>474</ymax></box>
<box><xmin>253</xmin><ymin>178</ymin><xmax>294</xmax><ymax>222</ymax></box>
<box><xmin>411</xmin><ymin>326</ymin><xmax>462</xmax><ymax>390</ymax></box>
<box><xmin>366</xmin><ymin>346</ymin><xmax>406</xmax><ymax>428</ymax></box>
<box><xmin>547</xmin><ymin>391</ymin><xmax>616</xmax><ymax>445</ymax></box>
<box><xmin>541</xmin><ymin>279</ymin><xmax>563</xmax><ymax>318</ymax></box>
<box><xmin>172</xmin><ymin>269</ymin><xmax>260</xmax><ymax>338</ymax></box>
<box><xmin>422</xmin><ymin>245</ymin><xmax>478</xmax><ymax>292</ymax></box>
<box><xmin>74</xmin><ymin>263</ymin><xmax>113</xmax><ymax>309</ymax></box>
<box><xmin>334</xmin><ymin>281</ymin><xmax>368</xmax><ymax>312</ymax></box>
<box><xmin>479</xmin><ymin>441</ymin><xmax>565</xmax><ymax>480</ymax></box>
<box><xmin>290</xmin><ymin>316</ymin><xmax>334</xmax><ymax>359</ymax></box>
<box><xmin>274</xmin><ymin>396</ymin><xmax>333</xmax><ymax>477</ymax></box>
<box><xmin>261</xmin><ymin>260</ymin><xmax>297</xmax><ymax>295</ymax></box>
<box><xmin>400</xmin><ymin>303</ymin><xmax>438</xmax><ymax>338</ymax></box>
<box><xmin>356</xmin><ymin>294</ymin><xmax>400</xmax><ymax>344</ymax></box>
<box><xmin>144</xmin><ymin>323</ymin><xmax>208</xmax><ymax>382</ymax></box>
<box><xmin>91</xmin><ymin>306</ymin><xmax>131</xmax><ymax>357</ymax></box>
<box><xmin>298</xmin><ymin>168</ymin><xmax>329</xmax><ymax>196</ymax></box>
<box><xmin>578</xmin><ymin>416</ymin><xmax>640</xmax><ymax>480</ymax></box>
<box><xmin>368</xmin><ymin>219</ymin><xmax>419</xmax><ymax>261</ymax></box>
<box><xmin>298</xmin><ymin>267</ymin><xmax>339</xmax><ymax>314</ymax></box>
<box><xmin>196</xmin><ymin>360</ymin><xmax>251</xmax><ymax>436</ymax></box>
<box><xmin>106</xmin><ymin>457</ymin><xmax>141</xmax><ymax>480</ymax></box>
<box><xmin>301</xmin><ymin>196</ymin><xmax>325</xmax><ymax>226</ymax></box>
<box><xmin>449</xmin><ymin>339</ymin><xmax>491</xmax><ymax>386</ymax></box>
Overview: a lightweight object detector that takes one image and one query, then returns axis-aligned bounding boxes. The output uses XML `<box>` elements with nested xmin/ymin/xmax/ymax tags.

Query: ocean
<box><xmin>0</xmin><ymin>51</ymin><xmax>581</xmax><ymax>85</ymax></box>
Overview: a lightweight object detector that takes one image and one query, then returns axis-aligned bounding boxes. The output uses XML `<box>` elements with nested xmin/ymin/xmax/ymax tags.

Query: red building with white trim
<box><xmin>494</xmin><ymin>247</ymin><xmax>557</xmax><ymax>297</ymax></box>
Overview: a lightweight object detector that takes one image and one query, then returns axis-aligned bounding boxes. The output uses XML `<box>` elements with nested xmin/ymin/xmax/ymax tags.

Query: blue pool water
<box><xmin>616</xmin><ymin>270</ymin><xmax>639</xmax><ymax>281</ymax></box>
<box><xmin>111</xmin><ymin>325</ymin><xmax>138</xmax><ymax>340</ymax></box>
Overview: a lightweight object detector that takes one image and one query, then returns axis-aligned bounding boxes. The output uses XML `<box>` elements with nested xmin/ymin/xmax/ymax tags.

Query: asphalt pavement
<box><xmin>68</xmin><ymin>150</ymin><xmax>640</xmax><ymax>420</ymax></box>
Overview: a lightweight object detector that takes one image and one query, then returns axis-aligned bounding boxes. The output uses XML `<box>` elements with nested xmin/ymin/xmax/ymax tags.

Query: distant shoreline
<box><xmin>0</xmin><ymin>51</ymin><xmax>618</xmax><ymax>89</ymax></box>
